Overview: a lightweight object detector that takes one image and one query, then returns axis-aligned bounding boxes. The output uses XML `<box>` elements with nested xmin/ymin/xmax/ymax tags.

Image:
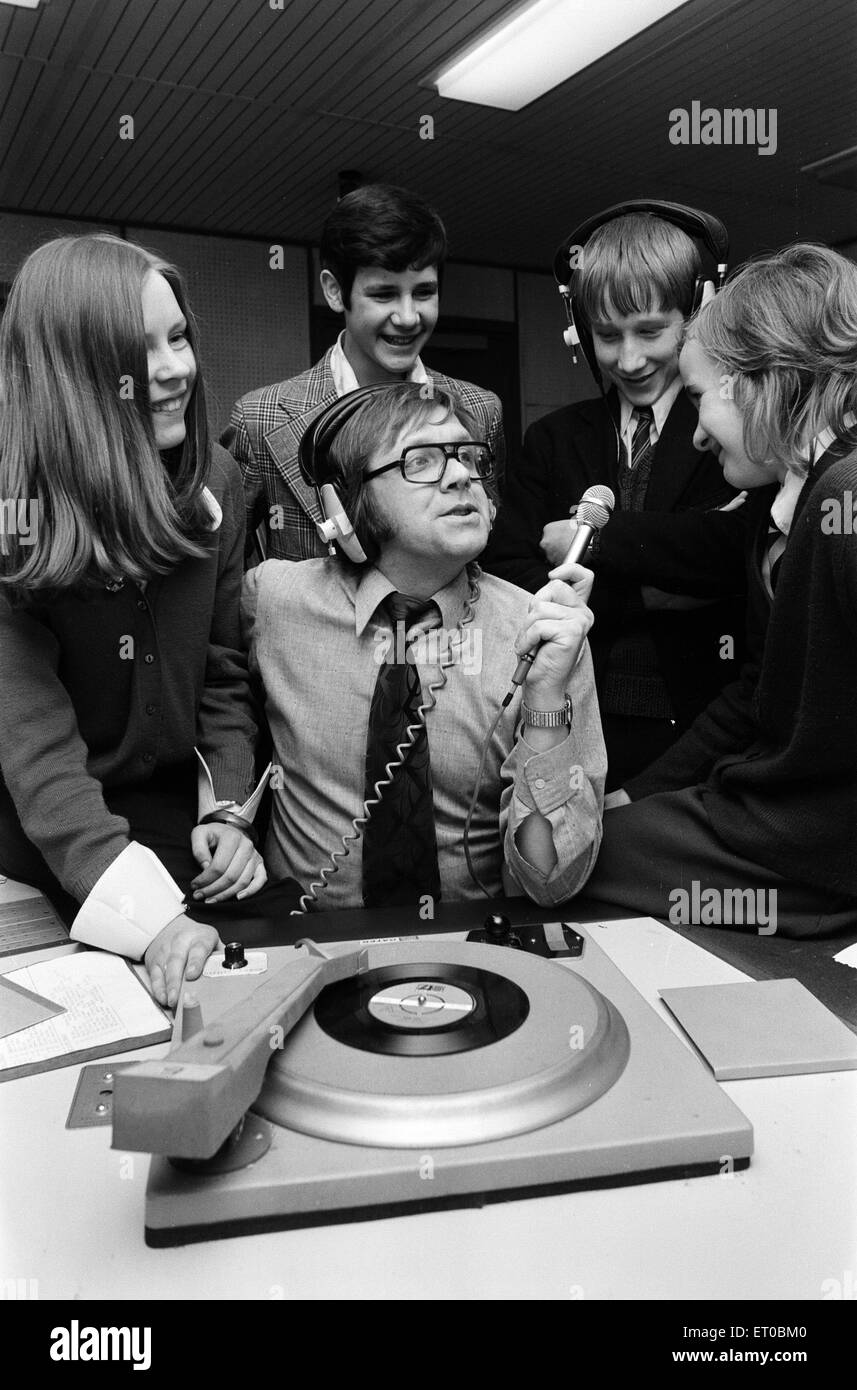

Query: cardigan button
<box><xmin>144</xmin><ymin>653</ymin><xmax>155</xmax><ymax>664</ymax></box>
<box><xmin>145</xmin><ymin>704</ymin><xmax>157</xmax><ymax>716</ymax></box>
<box><xmin>141</xmin><ymin>752</ymin><xmax>154</xmax><ymax>764</ymax></box>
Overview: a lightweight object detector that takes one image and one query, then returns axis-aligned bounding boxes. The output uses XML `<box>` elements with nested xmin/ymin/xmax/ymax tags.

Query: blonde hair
<box><xmin>687</xmin><ymin>243</ymin><xmax>857</xmax><ymax>472</ymax></box>
<box><xmin>577</xmin><ymin>213</ymin><xmax>701</xmax><ymax>322</ymax></box>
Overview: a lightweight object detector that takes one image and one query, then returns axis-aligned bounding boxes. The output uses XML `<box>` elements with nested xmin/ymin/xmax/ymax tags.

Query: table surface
<box><xmin>1</xmin><ymin>891</ymin><xmax>855</xmax><ymax>1302</ymax></box>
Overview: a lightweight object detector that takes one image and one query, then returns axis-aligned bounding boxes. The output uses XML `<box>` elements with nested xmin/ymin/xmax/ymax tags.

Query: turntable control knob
<box><xmin>484</xmin><ymin>913</ymin><xmax>512</xmax><ymax>942</ymax></box>
<box><xmin>223</xmin><ymin>941</ymin><xmax>248</xmax><ymax>971</ymax></box>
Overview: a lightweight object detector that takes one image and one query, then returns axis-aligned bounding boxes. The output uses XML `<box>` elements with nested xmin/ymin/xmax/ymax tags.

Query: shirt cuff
<box><xmin>514</xmin><ymin>732</ymin><xmax>583</xmax><ymax>815</ymax></box>
<box><xmin>195</xmin><ymin>747</ymin><xmax>270</xmax><ymax>823</ymax></box>
<box><xmin>69</xmin><ymin>842</ymin><xmax>186</xmax><ymax>960</ymax></box>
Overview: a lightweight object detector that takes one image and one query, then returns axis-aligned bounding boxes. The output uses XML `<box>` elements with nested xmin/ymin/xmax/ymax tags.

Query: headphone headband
<box><xmin>298</xmin><ymin>383</ymin><xmax>396</xmax><ymax>490</ymax></box>
<box><xmin>553</xmin><ymin>198</ymin><xmax>729</xmax><ymax>286</ymax></box>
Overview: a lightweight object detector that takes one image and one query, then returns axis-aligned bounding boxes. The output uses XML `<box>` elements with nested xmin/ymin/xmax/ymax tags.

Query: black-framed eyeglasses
<box><xmin>365</xmin><ymin>441</ymin><xmax>495</xmax><ymax>485</ymax></box>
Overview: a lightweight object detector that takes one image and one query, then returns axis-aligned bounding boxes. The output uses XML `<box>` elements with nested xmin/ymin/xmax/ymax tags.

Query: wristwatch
<box><xmin>521</xmin><ymin>695</ymin><xmax>573</xmax><ymax>728</ymax></box>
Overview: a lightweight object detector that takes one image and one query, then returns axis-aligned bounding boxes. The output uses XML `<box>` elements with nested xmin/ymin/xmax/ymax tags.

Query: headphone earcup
<box><xmin>318</xmin><ymin>482</ymin><xmax>368</xmax><ymax>564</ymax></box>
<box><xmin>298</xmin><ymin>384</ymin><xmax>397</xmax><ymax>563</ymax></box>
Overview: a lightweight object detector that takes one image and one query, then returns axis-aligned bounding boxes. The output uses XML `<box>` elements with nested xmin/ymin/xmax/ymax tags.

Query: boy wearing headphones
<box><xmin>484</xmin><ymin>205</ymin><xmax>747</xmax><ymax>790</ymax></box>
<box><xmin>224</xmin><ymin>184</ymin><xmax>505</xmax><ymax>563</ymax></box>
<box><xmin>241</xmin><ymin>382</ymin><xmax>606</xmax><ymax>911</ymax></box>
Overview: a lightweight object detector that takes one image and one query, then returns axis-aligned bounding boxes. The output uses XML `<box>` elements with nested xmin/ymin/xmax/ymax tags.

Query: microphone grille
<box><xmin>580</xmin><ymin>484</ymin><xmax>615</xmax><ymax>512</ymax></box>
<box><xmin>576</xmin><ymin>499</ymin><xmax>612</xmax><ymax>531</ymax></box>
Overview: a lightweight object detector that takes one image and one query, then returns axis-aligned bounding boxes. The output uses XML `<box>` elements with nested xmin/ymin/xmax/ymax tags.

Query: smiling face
<box><xmin>679</xmin><ymin>338</ymin><xmax>781</xmax><ymax>488</ymax></box>
<box><xmin>141</xmin><ymin>270</ymin><xmax>197</xmax><ymax>452</ymax></box>
<box><xmin>363</xmin><ymin>409</ymin><xmax>493</xmax><ymax>586</ymax></box>
<box><xmin>590</xmin><ymin>301</ymin><xmax>684</xmax><ymax>408</ymax></box>
<box><xmin>321</xmin><ymin>264</ymin><xmax>439</xmax><ymax>384</ymax></box>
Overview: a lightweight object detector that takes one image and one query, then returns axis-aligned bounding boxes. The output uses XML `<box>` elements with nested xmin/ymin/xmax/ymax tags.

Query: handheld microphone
<box><xmin>511</xmin><ymin>485</ymin><xmax>615</xmax><ymax>687</ymax></box>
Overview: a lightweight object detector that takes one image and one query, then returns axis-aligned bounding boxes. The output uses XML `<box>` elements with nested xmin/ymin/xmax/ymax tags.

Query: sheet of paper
<box><xmin>0</xmin><ymin>952</ymin><xmax>169</xmax><ymax>1073</ymax></box>
<box><xmin>0</xmin><ymin>973</ymin><xmax>65</xmax><ymax>1041</ymax></box>
<box><xmin>833</xmin><ymin>940</ymin><xmax>857</xmax><ymax>969</ymax></box>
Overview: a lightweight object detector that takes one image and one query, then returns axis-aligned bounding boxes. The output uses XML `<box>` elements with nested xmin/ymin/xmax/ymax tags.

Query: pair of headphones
<box><xmin>299</xmin><ymin>381</ymin><xmax>497</xmax><ymax>563</ymax></box>
<box><xmin>553</xmin><ymin>198</ymin><xmax>730</xmax><ymax>391</ymax></box>
<box><xmin>298</xmin><ymin>383</ymin><xmax>397</xmax><ymax>564</ymax></box>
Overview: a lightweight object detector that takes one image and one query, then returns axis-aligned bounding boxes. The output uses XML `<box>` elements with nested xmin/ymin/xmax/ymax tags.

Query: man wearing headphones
<box><xmin>241</xmin><ymin>382</ymin><xmax>606</xmax><ymax>912</ymax></box>
<box><xmin>224</xmin><ymin>184</ymin><xmax>505</xmax><ymax>563</ymax></box>
<box><xmin>484</xmin><ymin>203</ymin><xmax>748</xmax><ymax>791</ymax></box>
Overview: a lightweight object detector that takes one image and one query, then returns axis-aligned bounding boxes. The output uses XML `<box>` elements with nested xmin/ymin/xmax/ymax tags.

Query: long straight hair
<box><xmin>687</xmin><ymin>243</ymin><xmax>857</xmax><ymax>473</ymax></box>
<box><xmin>0</xmin><ymin>233</ymin><xmax>212</xmax><ymax>595</ymax></box>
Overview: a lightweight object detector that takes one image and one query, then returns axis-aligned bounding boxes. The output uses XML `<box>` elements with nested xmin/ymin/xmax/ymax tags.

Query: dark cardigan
<box><xmin>627</xmin><ymin>444</ymin><xmax>857</xmax><ymax>898</ymax></box>
<box><xmin>0</xmin><ymin>444</ymin><xmax>258</xmax><ymax>903</ymax></box>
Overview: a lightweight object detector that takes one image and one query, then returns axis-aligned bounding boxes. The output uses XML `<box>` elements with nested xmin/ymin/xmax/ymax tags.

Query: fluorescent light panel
<box><xmin>433</xmin><ymin>0</ymin><xmax>690</xmax><ymax>110</ymax></box>
<box><xmin>0</xmin><ymin>0</ymin><xmax>42</xmax><ymax>9</ymax></box>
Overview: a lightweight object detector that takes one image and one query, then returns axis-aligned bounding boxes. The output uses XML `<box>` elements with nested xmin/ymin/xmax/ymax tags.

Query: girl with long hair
<box><xmin>590</xmin><ymin>243</ymin><xmax>857</xmax><ymax>937</ymax></box>
<box><xmin>0</xmin><ymin>234</ymin><xmax>279</xmax><ymax>1004</ymax></box>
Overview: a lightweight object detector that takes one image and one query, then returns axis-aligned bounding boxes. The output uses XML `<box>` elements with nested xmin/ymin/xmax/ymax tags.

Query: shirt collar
<box><xmin>353</xmin><ymin>563</ymin><xmax>471</xmax><ymax>637</ymax></box>
<box><xmin>329</xmin><ymin>330</ymin><xmax>429</xmax><ymax>396</ymax></box>
<box><xmin>201</xmin><ymin>486</ymin><xmax>222</xmax><ymax>531</ymax></box>
<box><xmin>618</xmin><ymin>375</ymin><xmax>683</xmax><ymax>441</ymax></box>
<box><xmin>770</xmin><ymin>469</ymin><xmax>806</xmax><ymax>536</ymax></box>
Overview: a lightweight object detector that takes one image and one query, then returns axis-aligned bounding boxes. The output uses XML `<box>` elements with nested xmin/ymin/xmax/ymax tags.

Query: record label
<box><xmin>367</xmin><ymin>982</ymin><xmax>476</xmax><ymax>1029</ymax></box>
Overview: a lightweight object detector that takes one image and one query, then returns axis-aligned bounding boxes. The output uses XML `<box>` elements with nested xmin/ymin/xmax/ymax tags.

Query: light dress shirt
<box><xmin>242</xmin><ymin>559</ymin><xmax>607</xmax><ymax>909</ymax></box>
<box><xmin>618</xmin><ymin>375</ymin><xmax>683</xmax><ymax>468</ymax></box>
<box><xmin>329</xmin><ymin>330</ymin><xmax>427</xmax><ymax>394</ymax></box>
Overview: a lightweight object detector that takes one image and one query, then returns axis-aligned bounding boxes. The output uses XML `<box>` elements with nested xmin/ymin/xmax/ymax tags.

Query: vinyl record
<box><xmin>255</xmin><ymin>940</ymin><xmax>631</xmax><ymax>1148</ymax></box>
<box><xmin>315</xmin><ymin>961</ymin><xmax>529</xmax><ymax>1056</ymax></box>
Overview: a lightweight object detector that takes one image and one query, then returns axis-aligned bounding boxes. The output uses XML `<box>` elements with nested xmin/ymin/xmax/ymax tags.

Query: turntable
<box><xmin>112</xmin><ymin>927</ymin><xmax>753</xmax><ymax>1246</ymax></box>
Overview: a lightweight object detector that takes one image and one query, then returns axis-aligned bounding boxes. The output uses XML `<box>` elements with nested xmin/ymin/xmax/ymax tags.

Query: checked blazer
<box><xmin>222</xmin><ymin>347</ymin><xmax>505</xmax><ymax>562</ymax></box>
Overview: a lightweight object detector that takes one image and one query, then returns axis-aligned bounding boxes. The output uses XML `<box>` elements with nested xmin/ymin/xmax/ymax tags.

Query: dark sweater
<box><xmin>0</xmin><ymin>444</ymin><xmax>258</xmax><ymax>903</ymax></box>
<box><xmin>483</xmin><ymin>390</ymin><xmax>748</xmax><ymax>727</ymax></box>
<box><xmin>627</xmin><ymin>445</ymin><xmax>857</xmax><ymax>898</ymax></box>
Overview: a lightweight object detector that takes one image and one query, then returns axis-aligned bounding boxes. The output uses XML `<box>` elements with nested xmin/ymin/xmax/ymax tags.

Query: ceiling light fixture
<box><xmin>428</xmin><ymin>0</ymin><xmax>690</xmax><ymax>111</ymax></box>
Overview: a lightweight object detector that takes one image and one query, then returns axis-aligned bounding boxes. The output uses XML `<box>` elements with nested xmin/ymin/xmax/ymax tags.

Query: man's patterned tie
<box><xmin>361</xmin><ymin>592</ymin><xmax>442</xmax><ymax>908</ymax></box>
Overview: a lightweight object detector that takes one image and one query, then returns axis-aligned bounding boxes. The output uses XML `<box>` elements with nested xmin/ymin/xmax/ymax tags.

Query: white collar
<box><xmin>618</xmin><ymin>374</ymin><xmax>683</xmax><ymax>441</ymax></box>
<box><xmin>770</xmin><ymin>470</ymin><xmax>806</xmax><ymax>536</ymax></box>
<box><xmin>201</xmin><ymin>486</ymin><xmax>222</xmax><ymax>531</ymax></box>
<box><xmin>329</xmin><ymin>330</ymin><xmax>428</xmax><ymax>395</ymax></box>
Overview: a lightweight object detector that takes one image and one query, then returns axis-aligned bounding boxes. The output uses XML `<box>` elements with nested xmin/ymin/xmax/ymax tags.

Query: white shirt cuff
<box><xmin>70</xmin><ymin>842</ymin><xmax>186</xmax><ymax>959</ymax></box>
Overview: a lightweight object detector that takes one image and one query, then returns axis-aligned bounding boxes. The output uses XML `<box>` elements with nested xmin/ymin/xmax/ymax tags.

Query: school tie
<box><xmin>764</xmin><ymin>520</ymin><xmax>787</xmax><ymax>597</ymax></box>
<box><xmin>630</xmin><ymin>406</ymin><xmax>654</xmax><ymax>470</ymax></box>
<box><xmin>619</xmin><ymin>406</ymin><xmax>655</xmax><ymax>513</ymax></box>
<box><xmin>361</xmin><ymin>592</ymin><xmax>442</xmax><ymax>908</ymax></box>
